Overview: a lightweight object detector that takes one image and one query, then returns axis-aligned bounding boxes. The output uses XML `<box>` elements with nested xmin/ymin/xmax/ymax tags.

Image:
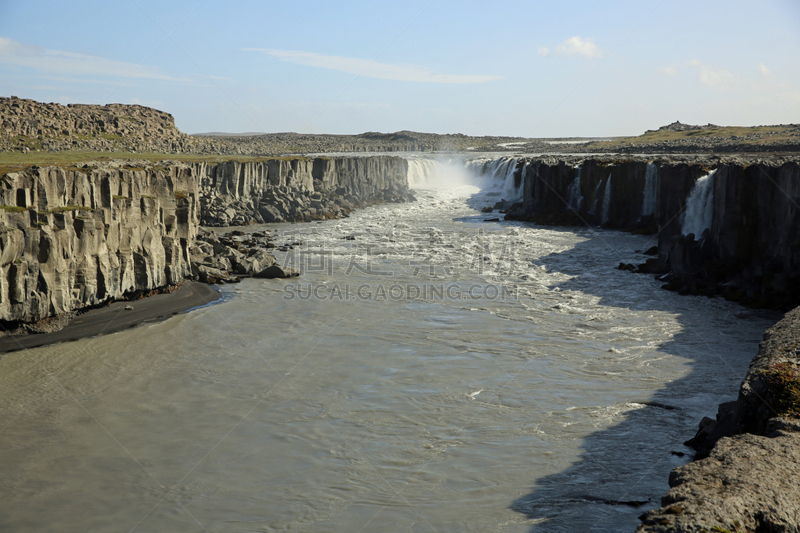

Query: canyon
<box><xmin>2</xmin><ymin>97</ymin><xmax>800</xmax><ymax>531</ymax></box>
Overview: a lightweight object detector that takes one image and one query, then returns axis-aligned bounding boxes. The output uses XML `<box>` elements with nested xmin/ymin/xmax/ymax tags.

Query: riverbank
<box><xmin>637</xmin><ymin>306</ymin><xmax>800</xmax><ymax>532</ymax></box>
<box><xmin>0</xmin><ymin>281</ymin><xmax>220</xmax><ymax>353</ymax></box>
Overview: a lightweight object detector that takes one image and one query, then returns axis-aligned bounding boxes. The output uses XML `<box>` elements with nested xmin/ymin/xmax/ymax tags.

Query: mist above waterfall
<box><xmin>406</xmin><ymin>156</ymin><xmax>475</xmax><ymax>189</ymax></box>
<box><xmin>406</xmin><ymin>155</ymin><xmax>524</xmax><ymax>202</ymax></box>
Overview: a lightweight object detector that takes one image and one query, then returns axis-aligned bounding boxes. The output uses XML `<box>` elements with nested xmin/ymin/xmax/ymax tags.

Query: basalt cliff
<box><xmin>502</xmin><ymin>155</ymin><xmax>800</xmax><ymax>310</ymax></box>
<box><xmin>0</xmin><ymin>155</ymin><xmax>413</xmax><ymax>329</ymax></box>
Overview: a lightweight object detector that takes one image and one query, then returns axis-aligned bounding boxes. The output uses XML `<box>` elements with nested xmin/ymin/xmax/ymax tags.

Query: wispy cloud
<box><xmin>658</xmin><ymin>59</ymin><xmax>740</xmax><ymax>90</ymax></box>
<box><xmin>554</xmin><ymin>36</ymin><xmax>606</xmax><ymax>59</ymax></box>
<box><xmin>537</xmin><ymin>47</ymin><xmax>550</xmax><ymax>57</ymax></box>
<box><xmin>758</xmin><ymin>63</ymin><xmax>772</xmax><ymax>77</ymax></box>
<box><xmin>0</xmin><ymin>36</ymin><xmax>190</xmax><ymax>82</ymax></box>
<box><xmin>245</xmin><ymin>48</ymin><xmax>502</xmax><ymax>84</ymax></box>
<box><xmin>686</xmin><ymin>59</ymin><xmax>735</xmax><ymax>89</ymax></box>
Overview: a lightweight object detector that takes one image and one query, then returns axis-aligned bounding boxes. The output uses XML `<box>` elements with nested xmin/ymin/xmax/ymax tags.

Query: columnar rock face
<box><xmin>506</xmin><ymin>157</ymin><xmax>800</xmax><ymax>310</ymax></box>
<box><xmin>0</xmin><ymin>155</ymin><xmax>413</xmax><ymax>324</ymax></box>
<box><xmin>197</xmin><ymin>156</ymin><xmax>412</xmax><ymax>226</ymax></box>
<box><xmin>0</xmin><ymin>163</ymin><xmax>199</xmax><ymax>325</ymax></box>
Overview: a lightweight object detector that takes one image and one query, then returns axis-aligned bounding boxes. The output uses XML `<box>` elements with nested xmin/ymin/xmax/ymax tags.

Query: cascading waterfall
<box><xmin>681</xmin><ymin>169</ymin><xmax>717</xmax><ymax>238</ymax></box>
<box><xmin>505</xmin><ymin>164</ymin><xmax>526</xmax><ymax>201</ymax></box>
<box><xmin>406</xmin><ymin>157</ymin><xmax>440</xmax><ymax>187</ymax></box>
<box><xmin>465</xmin><ymin>156</ymin><xmax>524</xmax><ymax>200</ymax></box>
<box><xmin>601</xmin><ymin>174</ymin><xmax>612</xmax><ymax>225</ymax></box>
<box><xmin>641</xmin><ymin>163</ymin><xmax>658</xmax><ymax>217</ymax></box>
<box><xmin>567</xmin><ymin>167</ymin><xmax>583</xmax><ymax>211</ymax></box>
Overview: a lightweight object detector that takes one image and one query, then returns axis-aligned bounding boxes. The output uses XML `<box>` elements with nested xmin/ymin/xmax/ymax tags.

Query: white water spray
<box><xmin>464</xmin><ymin>156</ymin><xmax>525</xmax><ymax>200</ymax></box>
<box><xmin>567</xmin><ymin>168</ymin><xmax>583</xmax><ymax>211</ymax></box>
<box><xmin>406</xmin><ymin>157</ymin><xmax>474</xmax><ymax>189</ymax></box>
<box><xmin>681</xmin><ymin>170</ymin><xmax>716</xmax><ymax>238</ymax></box>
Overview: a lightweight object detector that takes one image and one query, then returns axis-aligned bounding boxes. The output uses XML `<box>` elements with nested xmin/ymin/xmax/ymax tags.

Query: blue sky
<box><xmin>1</xmin><ymin>0</ymin><xmax>799</xmax><ymax>137</ymax></box>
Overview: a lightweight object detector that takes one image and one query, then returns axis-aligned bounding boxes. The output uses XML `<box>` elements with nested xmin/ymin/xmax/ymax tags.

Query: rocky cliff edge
<box><xmin>637</xmin><ymin>307</ymin><xmax>800</xmax><ymax>532</ymax></box>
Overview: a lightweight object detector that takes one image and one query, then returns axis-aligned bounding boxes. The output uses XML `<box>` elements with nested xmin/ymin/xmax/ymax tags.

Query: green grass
<box><xmin>10</xmin><ymin>135</ymin><xmax>43</xmax><ymax>151</ymax></box>
<box><xmin>0</xmin><ymin>150</ymin><xmax>313</xmax><ymax>174</ymax></box>
<box><xmin>764</xmin><ymin>362</ymin><xmax>800</xmax><ymax>416</ymax></box>
<box><xmin>587</xmin><ymin>125</ymin><xmax>798</xmax><ymax>149</ymax></box>
<box><xmin>0</xmin><ymin>205</ymin><xmax>26</xmax><ymax>213</ymax></box>
<box><xmin>44</xmin><ymin>205</ymin><xmax>93</xmax><ymax>214</ymax></box>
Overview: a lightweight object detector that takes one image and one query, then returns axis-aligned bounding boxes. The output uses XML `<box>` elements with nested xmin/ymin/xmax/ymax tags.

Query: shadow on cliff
<box><xmin>488</xmin><ymin>222</ymin><xmax>781</xmax><ymax>532</ymax></box>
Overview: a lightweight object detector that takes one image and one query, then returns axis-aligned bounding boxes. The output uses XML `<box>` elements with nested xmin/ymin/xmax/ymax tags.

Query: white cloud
<box><xmin>658</xmin><ymin>66</ymin><xmax>678</xmax><ymax>76</ymax></box>
<box><xmin>759</xmin><ymin>63</ymin><xmax>772</xmax><ymax>77</ymax></box>
<box><xmin>537</xmin><ymin>47</ymin><xmax>550</xmax><ymax>57</ymax></box>
<box><xmin>699</xmin><ymin>66</ymin><xmax>734</xmax><ymax>89</ymax></box>
<box><xmin>245</xmin><ymin>48</ymin><xmax>502</xmax><ymax>84</ymax></box>
<box><xmin>0</xmin><ymin>36</ymin><xmax>189</xmax><ymax>82</ymax></box>
<box><xmin>554</xmin><ymin>36</ymin><xmax>605</xmax><ymax>59</ymax></box>
<box><xmin>683</xmin><ymin>60</ymin><xmax>735</xmax><ymax>89</ymax></box>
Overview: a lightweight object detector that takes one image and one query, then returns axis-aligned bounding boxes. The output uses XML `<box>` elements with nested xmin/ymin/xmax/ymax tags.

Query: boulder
<box><xmin>255</xmin><ymin>265</ymin><xmax>300</xmax><ymax>279</ymax></box>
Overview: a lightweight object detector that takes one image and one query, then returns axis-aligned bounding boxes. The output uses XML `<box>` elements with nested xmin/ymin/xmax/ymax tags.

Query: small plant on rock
<box><xmin>764</xmin><ymin>361</ymin><xmax>800</xmax><ymax>417</ymax></box>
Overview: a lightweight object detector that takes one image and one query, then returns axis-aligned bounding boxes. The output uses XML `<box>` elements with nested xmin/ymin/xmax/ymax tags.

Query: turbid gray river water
<box><xmin>0</xmin><ymin>158</ymin><xmax>779</xmax><ymax>532</ymax></box>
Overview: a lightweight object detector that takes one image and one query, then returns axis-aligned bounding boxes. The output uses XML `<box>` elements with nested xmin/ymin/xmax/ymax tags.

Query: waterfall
<box><xmin>406</xmin><ymin>158</ymin><xmax>439</xmax><ymax>187</ymax></box>
<box><xmin>641</xmin><ymin>163</ymin><xmax>658</xmax><ymax>217</ymax></box>
<box><xmin>505</xmin><ymin>165</ymin><xmax>526</xmax><ymax>201</ymax></box>
<box><xmin>681</xmin><ymin>170</ymin><xmax>716</xmax><ymax>238</ymax></box>
<box><xmin>465</xmin><ymin>156</ymin><xmax>524</xmax><ymax>200</ymax></box>
<box><xmin>567</xmin><ymin>168</ymin><xmax>583</xmax><ymax>211</ymax></box>
<box><xmin>601</xmin><ymin>174</ymin><xmax>612</xmax><ymax>225</ymax></box>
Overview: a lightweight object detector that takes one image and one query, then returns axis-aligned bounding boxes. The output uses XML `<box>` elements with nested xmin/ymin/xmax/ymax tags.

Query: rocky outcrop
<box><xmin>0</xmin><ymin>161</ymin><xmax>199</xmax><ymax>327</ymax></box>
<box><xmin>637</xmin><ymin>307</ymin><xmax>800</xmax><ymax>532</ymax></box>
<box><xmin>504</xmin><ymin>156</ymin><xmax>800</xmax><ymax>310</ymax></box>
<box><xmin>0</xmin><ymin>96</ymin><xmax>535</xmax><ymax>155</ymax></box>
<box><xmin>195</xmin><ymin>156</ymin><xmax>415</xmax><ymax>226</ymax></box>
<box><xmin>0</xmin><ymin>96</ymin><xmax>194</xmax><ymax>153</ymax></box>
<box><xmin>189</xmin><ymin>228</ymin><xmax>278</xmax><ymax>283</ymax></box>
<box><xmin>646</xmin><ymin>121</ymin><xmax>720</xmax><ymax>134</ymax></box>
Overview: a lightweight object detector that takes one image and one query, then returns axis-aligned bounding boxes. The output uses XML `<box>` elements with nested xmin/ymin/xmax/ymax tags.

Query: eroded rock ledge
<box><xmin>636</xmin><ymin>308</ymin><xmax>800</xmax><ymax>532</ymax></box>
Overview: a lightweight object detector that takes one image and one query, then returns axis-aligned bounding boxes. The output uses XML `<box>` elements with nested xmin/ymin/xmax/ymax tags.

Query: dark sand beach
<box><xmin>0</xmin><ymin>281</ymin><xmax>220</xmax><ymax>353</ymax></box>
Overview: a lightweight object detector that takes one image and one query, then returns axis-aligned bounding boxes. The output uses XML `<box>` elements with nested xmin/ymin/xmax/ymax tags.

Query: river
<box><xmin>0</xmin><ymin>156</ymin><xmax>778</xmax><ymax>532</ymax></box>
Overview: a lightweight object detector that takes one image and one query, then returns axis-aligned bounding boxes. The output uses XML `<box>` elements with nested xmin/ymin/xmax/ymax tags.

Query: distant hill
<box><xmin>192</xmin><ymin>132</ymin><xmax>267</xmax><ymax>137</ymax></box>
<box><xmin>582</xmin><ymin>122</ymin><xmax>800</xmax><ymax>153</ymax></box>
